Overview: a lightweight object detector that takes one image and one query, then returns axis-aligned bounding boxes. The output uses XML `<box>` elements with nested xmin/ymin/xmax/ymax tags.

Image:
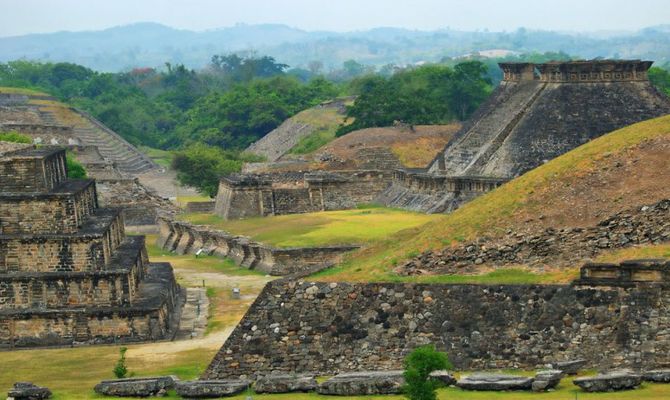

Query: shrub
<box><xmin>66</xmin><ymin>152</ymin><xmax>87</xmax><ymax>179</ymax></box>
<box><xmin>403</xmin><ymin>345</ymin><xmax>452</xmax><ymax>400</ymax></box>
<box><xmin>0</xmin><ymin>131</ymin><xmax>32</xmax><ymax>143</ymax></box>
<box><xmin>112</xmin><ymin>347</ymin><xmax>129</xmax><ymax>378</ymax></box>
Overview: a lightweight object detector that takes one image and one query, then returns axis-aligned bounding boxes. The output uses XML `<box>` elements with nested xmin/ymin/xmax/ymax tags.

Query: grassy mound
<box><xmin>287</xmin><ymin>105</ymin><xmax>352</xmax><ymax>155</ymax></box>
<box><xmin>314</xmin><ymin>114</ymin><xmax>670</xmax><ymax>282</ymax></box>
<box><xmin>179</xmin><ymin>205</ymin><xmax>437</xmax><ymax>248</ymax></box>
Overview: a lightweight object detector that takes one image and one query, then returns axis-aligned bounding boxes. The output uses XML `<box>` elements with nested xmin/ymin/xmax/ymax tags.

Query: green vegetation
<box><xmin>404</xmin><ymin>345</ymin><xmax>452</xmax><ymax>400</ymax></box>
<box><xmin>0</xmin><ymin>130</ymin><xmax>32</xmax><ymax>143</ymax></box>
<box><xmin>338</xmin><ymin>62</ymin><xmax>491</xmax><ymax>136</ymax></box>
<box><xmin>171</xmin><ymin>144</ymin><xmax>263</xmax><ymax>197</ymax></box>
<box><xmin>65</xmin><ymin>152</ymin><xmax>88</xmax><ymax>179</ymax></box>
<box><xmin>112</xmin><ymin>347</ymin><xmax>129</xmax><ymax>379</ymax></box>
<box><xmin>287</xmin><ymin>106</ymin><xmax>351</xmax><ymax>155</ymax></box>
<box><xmin>179</xmin><ymin>205</ymin><xmax>436</xmax><ymax>248</ymax></box>
<box><xmin>140</xmin><ymin>146</ymin><xmax>174</xmax><ymax>168</ymax></box>
<box><xmin>649</xmin><ymin>66</ymin><xmax>670</xmax><ymax>97</ymax></box>
<box><xmin>314</xmin><ymin>114</ymin><xmax>670</xmax><ymax>282</ymax></box>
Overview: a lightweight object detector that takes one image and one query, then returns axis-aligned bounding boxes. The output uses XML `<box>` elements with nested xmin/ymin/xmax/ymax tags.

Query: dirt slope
<box><xmin>316</xmin><ymin>114</ymin><xmax>670</xmax><ymax>282</ymax></box>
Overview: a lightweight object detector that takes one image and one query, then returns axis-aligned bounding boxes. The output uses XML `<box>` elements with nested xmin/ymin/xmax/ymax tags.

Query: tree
<box><xmin>112</xmin><ymin>347</ymin><xmax>129</xmax><ymax>378</ymax></box>
<box><xmin>650</xmin><ymin>66</ymin><xmax>670</xmax><ymax>97</ymax></box>
<box><xmin>403</xmin><ymin>345</ymin><xmax>452</xmax><ymax>400</ymax></box>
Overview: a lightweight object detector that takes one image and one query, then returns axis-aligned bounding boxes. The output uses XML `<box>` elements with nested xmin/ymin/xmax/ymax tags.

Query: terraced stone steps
<box><xmin>441</xmin><ymin>81</ymin><xmax>544</xmax><ymax>175</ymax></box>
<box><xmin>37</xmin><ymin>107</ymin><xmax>157</xmax><ymax>175</ymax></box>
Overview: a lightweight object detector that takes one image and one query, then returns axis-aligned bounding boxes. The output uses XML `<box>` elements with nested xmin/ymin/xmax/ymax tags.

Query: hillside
<box><xmin>3</xmin><ymin>22</ymin><xmax>670</xmax><ymax>71</ymax></box>
<box><xmin>317</xmin><ymin>123</ymin><xmax>460</xmax><ymax>169</ymax></box>
<box><xmin>245</xmin><ymin>98</ymin><xmax>350</xmax><ymax>161</ymax></box>
<box><xmin>314</xmin><ymin>114</ymin><xmax>670</xmax><ymax>282</ymax></box>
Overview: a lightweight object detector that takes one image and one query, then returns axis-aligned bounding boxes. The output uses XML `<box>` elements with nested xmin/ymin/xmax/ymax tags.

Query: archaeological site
<box><xmin>2</xmin><ymin>14</ymin><xmax>670</xmax><ymax>397</ymax></box>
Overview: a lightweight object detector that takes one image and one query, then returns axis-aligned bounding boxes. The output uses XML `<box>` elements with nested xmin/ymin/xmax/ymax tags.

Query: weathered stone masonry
<box><xmin>215</xmin><ymin>170</ymin><xmax>392</xmax><ymax>219</ymax></box>
<box><xmin>380</xmin><ymin>59</ymin><xmax>670</xmax><ymax>213</ymax></box>
<box><xmin>205</xmin><ymin>261</ymin><xmax>670</xmax><ymax>379</ymax></box>
<box><xmin>157</xmin><ymin>217</ymin><xmax>358</xmax><ymax>276</ymax></box>
<box><xmin>0</xmin><ymin>147</ymin><xmax>182</xmax><ymax>348</ymax></box>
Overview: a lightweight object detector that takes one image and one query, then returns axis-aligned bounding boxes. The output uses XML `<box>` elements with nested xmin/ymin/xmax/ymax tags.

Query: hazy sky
<box><xmin>1</xmin><ymin>0</ymin><xmax>669</xmax><ymax>37</ymax></box>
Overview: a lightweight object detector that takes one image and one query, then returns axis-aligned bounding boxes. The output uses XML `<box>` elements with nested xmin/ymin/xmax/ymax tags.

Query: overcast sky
<box><xmin>1</xmin><ymin>0</ymin><xmax>669</xmax><ymax>37</ymax></box>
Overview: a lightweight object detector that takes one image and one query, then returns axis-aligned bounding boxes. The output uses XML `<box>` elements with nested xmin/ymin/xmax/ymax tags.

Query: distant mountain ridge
<box><xmin>1</xmin><ymin>22</ymin><xmax>670</xmax><ymax>72</ymax></box>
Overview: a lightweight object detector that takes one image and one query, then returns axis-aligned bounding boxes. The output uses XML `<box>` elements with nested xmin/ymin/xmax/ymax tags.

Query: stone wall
<box><xmin>0</xmin><ymin>147</ymin><xmax>67</xmax><ymax>193</ymax></box>
<box><xmin>215</xmin><ymin>170</ymin><xmax>392</xmax><ymax>219</ymax></box>
<box><xmin>205</xmin><ymin>275</ymin><xmax>670</xmax><ymax>379</ymax></box>
<box><xmin>185</xmin><ymin>201</ymin><xmax>216</xmax><ymax>213</ymax></box>
<box><xmin>96</xmin><ymin>178</ymin><xmax>178</xmax><ymax>226</ymax></box>
<box><xmin>0</xmin><ymin>180</ymin><xmax>98</xmax><ymax>235</ymax></box>
<box><xmin>0</xmin><ymin>123</ymin><xmax>79</xmax><ymax>145</ymax></box>
<box><xmin>376</xmin><ymin>169</ymin><xmax>507</xmax><ymax>213</ymax></box>
<box><xmin>157</xmin><ymin>218</ymin><xmax>358</xmax><ymax>276</ymax></box>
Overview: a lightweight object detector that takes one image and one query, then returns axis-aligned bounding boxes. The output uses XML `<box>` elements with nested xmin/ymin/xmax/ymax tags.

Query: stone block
<box><xmin>429</xmin><ymin>370</ymin><xmax>456</xmax><ymax>386</ymax></box>
<box><xmin>174</xmin><ymin>380</ymin><xmax>250</xmax><ymax>398</ymax></box>
<box><xmin>7</xmin><ymin>382</ymin><xmax>52</xmax><ymax>400</ymax></box>
<box><xmin>93</xmin><ymin>376</ymin><xmax>177</xmax><ymax>397</ymax></box>
<box><xmin>254</xmin><ymin>374</ymin><xmax>317</xmax><ymax>393</ymax></box>
<box><xmin>573</xmin><ymin>370</ymin><xmax>642</xmax><ymax>392</ymax></box>
<box><xmin>532</xmin><ymin>370</ymin><xmax>563</xmax><ymax>391</ymax></box>
<box><xmin>317</xmin><ymin>371</ymin><xmax>405</xmax><ymax>395</ymax></box>
<box><xmin>551</xmin><ymin>359</ymin><xmax>587</xmax><ymax>375</ymax></box>
<box><xmin>457</xmin><ymin>373</ymin><xmax>534</xmax><ymax>391</ymax></box>
<box><xmin>643</xmin><ymin>369</ymin><xmax>670</xmax><ymax>383</ymax></box>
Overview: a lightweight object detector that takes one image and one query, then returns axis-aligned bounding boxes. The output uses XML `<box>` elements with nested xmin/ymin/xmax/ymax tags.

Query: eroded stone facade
<box><xmin>0</xmin><ymin>147</ymin><xmax>182</xmax><ymax>348</ymax></box>
<box><xmin>381</xmin><ymin>59</ymin><xmax>670</xmax><ymax>213</ymax></box>
<box><xmin>205</xmin><ymin>260</ymin><xmax>670</xmax><ymax>378</ymax></box>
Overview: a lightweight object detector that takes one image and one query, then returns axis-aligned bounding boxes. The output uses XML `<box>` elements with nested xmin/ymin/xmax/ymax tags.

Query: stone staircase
<box><xmin>38</xmin><ymin>107</ymin><xmax>157</xmax><ymax>176</ymax></box>
<box><xmin>441</xmin><ymin>81</ymin><xmax>545</xmax><ymax>176</ymax></box>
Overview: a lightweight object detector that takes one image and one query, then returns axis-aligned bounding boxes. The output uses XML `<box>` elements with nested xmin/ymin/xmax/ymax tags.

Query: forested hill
<box><xmin>2</xmin><ymin>22</ymin><xmax>670</xmax><ymax>72</ymax></box>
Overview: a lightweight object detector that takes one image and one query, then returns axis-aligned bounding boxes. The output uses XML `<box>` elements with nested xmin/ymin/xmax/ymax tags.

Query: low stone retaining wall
<box><xmin>157</xmin><ymin>217</ymin><xmax>358</xmax><ymax>276</ymax></box>
<box><xmin>204</xmin><ymin>275</ymin><xmax>670</xmax><ymax>379</ymax></box>
<box><xmin>185</xmin><ymin>201</ymin><xmax>216</xmax><ymax>213</ymax></box>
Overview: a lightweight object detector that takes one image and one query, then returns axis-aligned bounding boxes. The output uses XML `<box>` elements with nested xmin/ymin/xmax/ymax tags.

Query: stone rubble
<box><xmin>174</xmin><ymin>380</ymin><xmax>251</xmax><ymax>398</ymax></box>
<box><xmin>317</xmin><ymin>371</ymin><xmax>405</xmax><ymax>395</ymax></box>
<box><xmin>550</xmin><ymin>359</ymin><xmax>587</xmax><ymax>375</ymax></box>
<box><xmin>254</xmin><ymin>374</ymin><xmax>318</xmax><ymax>393</ymax></box>
<box><xmin>456</xmin><ymin>373</ymin><xmax>534</xmax><ymax>391</ymax></box>
<box><xmin>6</xmin><ymin>382</ymin><xmax>52</xmax><ymax>400</ymax></box>
<box><xmin>399</xmin><ymin>199</ymin><xmax>670</xmax><ymax>275</ymax></box>
<box><xmin>573</xmin><ymin>370</ymin><xmax>642</xmax><ymax>392</ymax></box>
<box><xmin>93</xmin><ymin>376</ymin><xmax>177</xmax><ymax>397</ymax></box>
<box><xmin>531</xmin><ymin>370</ymin><xmax>563</xmax><ymax>392</ymax></box>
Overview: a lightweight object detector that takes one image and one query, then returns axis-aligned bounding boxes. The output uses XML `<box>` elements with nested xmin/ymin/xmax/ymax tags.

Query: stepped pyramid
<box><xmin>0</xmin><ymin>146</ymin><xmax>182</xmax><ymax>348</ymax></box>
<box><xmin>379</xmin><ymin>60</ymin><xmax>670</xmax><ymax>212</ymax></box>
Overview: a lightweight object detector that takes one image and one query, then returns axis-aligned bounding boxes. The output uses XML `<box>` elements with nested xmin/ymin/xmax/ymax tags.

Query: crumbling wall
<box><xmin>157</xmin><ymin>218</ymin><xmax>358</xmax><ymax>276</ymax></box>
<box><xmin>205</xmin><ymin>277</ymin><xmax>670</xmax><ymax>379</ymax></box>
<box><xmin>214</xmin><ymin>170</ymin><xmax>393</xmax><ymax>219</ymax></box>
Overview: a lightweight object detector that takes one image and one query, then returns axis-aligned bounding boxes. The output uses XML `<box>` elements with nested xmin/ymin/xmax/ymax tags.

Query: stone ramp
<box><xmin>439</xmin><ymin>80</ymin><xmax>545</xmax><ymax>176</ymax></box>
<box><xmin>38</xmin><ymin>107</ymin><xmax>157</xmax><ymax>175</ymax></box>
<box><xmin>175</xmin><ymin>287</ymin><xmax>209</xmax><ymax>340</ymax></box>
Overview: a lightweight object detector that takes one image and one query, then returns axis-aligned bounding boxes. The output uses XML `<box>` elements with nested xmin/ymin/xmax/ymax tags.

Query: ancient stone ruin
<box><xmin>205</xmin><ymin>259</ymin><xmax>670</xmax><ymax>379</ymax></box>
<box><xmin>380</xmin><ymin>59</ymin><xmax>670</xmax><ymax>212</ymax></box>
<box><xmin>215</xmin><ymin>170</ymin><xmax>391</xmax><ymax>219</ymax></box>
<box><xmin>0</xmin><ymin>146</ymin><xmax>183</xmax><ymax>348</ymax></box>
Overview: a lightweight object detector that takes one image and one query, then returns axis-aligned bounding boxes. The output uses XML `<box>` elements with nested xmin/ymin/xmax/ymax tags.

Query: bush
<box><xmin>403</xmin><ymin>345</ymin><xmax>452</xmax><ymax>400</ymax></box>
<box><xmin>112</xmin><ymin>347</ymin><xmax>129</xmax><ymax>378</ymax></box>
<box><xmin>66</xmin><ymin>152</ymin><xmax>87</xmax><ymax>179</ymax></box>
<box><xmin>0</xmin><ymin>131</ymin><xmax>32</xmax><ymax>143</ymax></box>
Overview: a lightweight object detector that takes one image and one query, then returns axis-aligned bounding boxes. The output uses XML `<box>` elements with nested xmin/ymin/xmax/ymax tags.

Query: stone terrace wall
<box><xmin>205</xmin><ymin>279</ymin><xmax>670</xmax><ymax>379</ymax></box>
<box><xmin>215</xmin><ymin>170</ymin><xmax>392</xmax><ymax>219</ymax></box>
<box><xmin>377</xmin><ymin>169</ymin><xmax>507</xmax><ymax>213</ymax></box>
<box><xmin>157</xmin><ymin>218</ymin><xmax>358</xmax><ymax>276</ymax></box>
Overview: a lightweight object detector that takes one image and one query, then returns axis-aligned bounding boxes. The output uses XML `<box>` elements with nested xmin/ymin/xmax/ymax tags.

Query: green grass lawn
<box><xmin>140</xmin><ymin>146</ymin><xmax>174</xmax><ymax>168</ymax></box>
<box><xmin>179</xmin><ymin>205</ymin><xmax>437</xmax><ymax>248</ymax></box>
